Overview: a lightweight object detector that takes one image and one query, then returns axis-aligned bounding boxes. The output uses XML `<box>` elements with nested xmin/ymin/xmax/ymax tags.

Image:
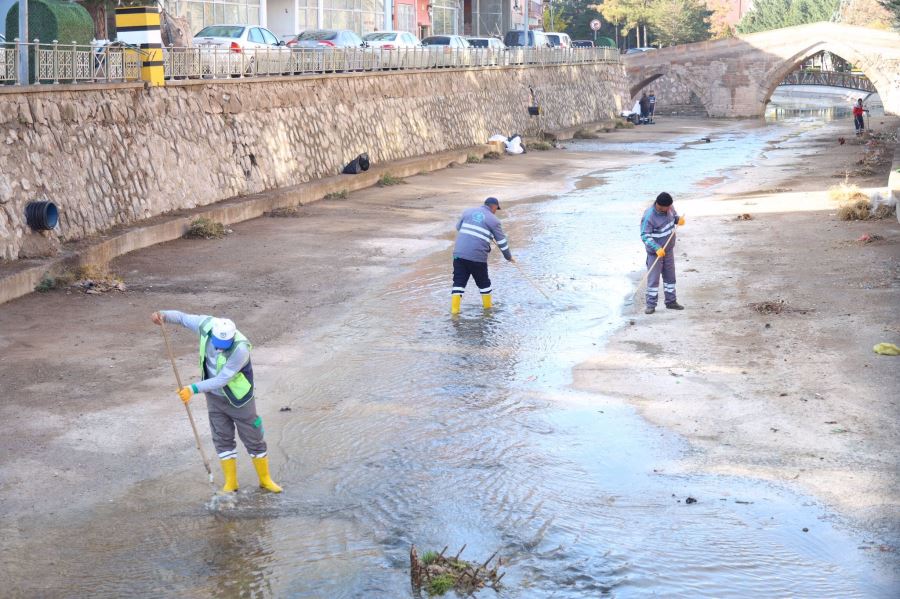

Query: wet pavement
<box><xmin>5</xmin><ymin>117</ymin><xmax>899</xmax><ymax>598</ymax></box>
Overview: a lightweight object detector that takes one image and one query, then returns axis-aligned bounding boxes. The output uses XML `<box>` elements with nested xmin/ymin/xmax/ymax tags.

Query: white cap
<box><xmin>210</xmin><ymin>318</ymin><xmax>236</xmax><ymax>348</ymax></box>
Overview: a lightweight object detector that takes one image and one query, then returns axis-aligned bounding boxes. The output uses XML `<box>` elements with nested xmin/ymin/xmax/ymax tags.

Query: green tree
<box><xmin>594</xmin><ymin>0</ymin><xmax>631</xmax><ymax>46</ymax></box>
<box><xmin>544</xmin><ymin>2</ymin><xmax>573</xmax><ymax>31</ymax></box>
<box><xmin>562</xmin><ymin>0</ymin><xmax>618</xmax><ymax>43</ymax></box>
<box><xmin>737</xmin><ymin>0</ymin><xmax>841</xmax><ymax>33</ymax></box>
<box><xmin>878</xmin><ymin>0</ymin><xmax>900</xmax><ymax>26</ymax></box>
<box><xmin>648</xmin><ymin>0</ymin><xmax>711</xmax><ymax>45</ymax></box>
<box><xmin>707</xmin><ymin>0</ymin><xmax>736</xmax><ymax>38</ymax></box>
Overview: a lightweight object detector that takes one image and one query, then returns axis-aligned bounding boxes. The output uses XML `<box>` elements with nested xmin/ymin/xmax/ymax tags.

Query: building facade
<box><xmin>163</xmin><ymin>0</ymin><xmax>538</xmax><ymax>39</ymax></box>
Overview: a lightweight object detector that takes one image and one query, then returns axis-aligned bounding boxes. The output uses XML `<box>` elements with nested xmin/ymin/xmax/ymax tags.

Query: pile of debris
<box><xmin>184</xmin><ymin>218</ymin><xmax>231</xmax><ymax>239</ymax></box>
<box><xmin>410</xmin><ymin>545</ymin><xmax>504</xmax><ymax>596</ymax></box>
<box><xmin>749</xmin><ymin>300</ymin><xmax>811</xmax><ymax>315</ymax></box>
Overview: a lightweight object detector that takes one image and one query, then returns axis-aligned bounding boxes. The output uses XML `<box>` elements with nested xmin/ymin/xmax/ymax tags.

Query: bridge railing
<box><xmin>0</xmin><ymin>42</ymin><xmax>620</xmax><ymax>86</ymax></box>
<box><xmin>781</xmin><ymin>69</ymin><xmax>876</xmax><ymax>93</ymax></box>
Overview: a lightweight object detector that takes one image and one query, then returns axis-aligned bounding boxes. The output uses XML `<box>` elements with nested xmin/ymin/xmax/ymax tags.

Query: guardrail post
<box><xmin>51</xmin><ymin>40</ymin><xmax>59</xmax><ymax>83</ymax></box>
<box><xmin>115</xmin><ymin>5</ymin><xmax>164</xmax><ymax>86</ymax></box>
<box><xmin>32</xmin><ymin>38</ymin><xmax>40</xmax><ymax>85</ymax></box>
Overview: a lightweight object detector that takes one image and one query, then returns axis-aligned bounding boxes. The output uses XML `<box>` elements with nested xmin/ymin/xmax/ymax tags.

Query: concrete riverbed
<box><xmin>1</xmin><ymin>115</ymin><xmax>898</xmax><ymax>597</ymax></box>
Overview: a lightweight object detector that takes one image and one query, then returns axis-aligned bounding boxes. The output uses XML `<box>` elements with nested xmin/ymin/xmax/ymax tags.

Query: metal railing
<box><xmin>781</xmin><ymin>69</ymin><xmax>876</xmax><ymax>93</ymax></box>
<box><xmin>1</xmin><ymin>42</ymin><xmax>619</xmax><ymax>86</ymax></box>
<box><xmin>162</xmin><ymin>46</ymin><xmax>619</xmax><ymax>80</ymax></box>
<box><xmin>0</xmin><ymin>40</ymin><xmax>142</xmax><ymax>85</ymax></box>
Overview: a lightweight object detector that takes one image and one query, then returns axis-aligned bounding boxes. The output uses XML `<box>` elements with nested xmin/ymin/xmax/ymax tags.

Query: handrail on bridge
<box><xmin>780</xmin><ymin>69</ymin><xmax>876</xmax><ymax>93</ymax></box>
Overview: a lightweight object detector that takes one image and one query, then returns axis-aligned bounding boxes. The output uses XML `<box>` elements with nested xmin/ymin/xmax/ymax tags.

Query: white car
<box><xmin>466</xmin><ymin>37</ymin><xmax>506</xmax><ymax>50</ymax></box>
<box><xmin>193</xmin><ymin>24</ymin><xmax>287</xmax><ymax>51</ymax></box>
<box><xmin>190</xmin><ymin>25</ymin><xmax>290</xmax><ymax>76</ymax></box>
<box><xmin>545</xmin><ymin>32</ymin><xmax>572</xmax><ymax>49</ymax></box>
<box><xmin>362</xmin><ymin>31</ymin><xmax>422</xmax><ymax>49</ymax></box>
<box><xmin>421</xmin><ymin>35</ymin><xmax>470</xmax><ymax>49</ymax></box>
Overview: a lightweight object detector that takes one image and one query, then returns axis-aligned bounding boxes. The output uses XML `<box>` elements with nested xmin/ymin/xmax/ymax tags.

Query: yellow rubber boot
<box><xmin>252</xmin><ymin>456</ymin><xmax>282</xmax><ymax>493</ymax></box>
<box><xmin>481</xmin><ymin>293</ymin><xmax>493</xmax><ymax>309</ymax></box>
<box><xmin>220</xmin><ymin>458</ymin><xmax>239</xmax><ymax>493</ymax></box>
<box><xmin>450</xmin><ymin>294</ymin><xmax>462</xmax><ymax>315</ymax></box>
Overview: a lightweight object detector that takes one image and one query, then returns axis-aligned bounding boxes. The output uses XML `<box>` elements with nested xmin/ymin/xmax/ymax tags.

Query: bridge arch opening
<box><xmin>630</xmin><ymin>71</ymin><xmax>710</xmax><ymax>118</ymax></box>
<box><xmin>760</xmin><ymin>44</ymin><xmax>888</xmax><ymax>117</ymax></box>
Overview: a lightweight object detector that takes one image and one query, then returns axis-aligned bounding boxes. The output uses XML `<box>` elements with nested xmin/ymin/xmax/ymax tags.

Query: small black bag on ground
<box><xmin>342</xmin><ymin>153</ymin><xmax>370</xmax><ymax>175</ymax></box>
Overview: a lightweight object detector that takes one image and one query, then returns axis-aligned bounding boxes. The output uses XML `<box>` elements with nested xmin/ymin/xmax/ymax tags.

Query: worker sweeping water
<box><xmin>640</xmin><ymin>192</ymin><xmax>685</xmax><ymax>314</ymax></box>
<box><xmin>450</xmin><ymin>197</ymin><xmax>515</xmax><ymax>314</ymax></box>
<box><xmin>151</xmin><ymin>310</ymin><xmax>282</xmax><ymax>494</ymax></box>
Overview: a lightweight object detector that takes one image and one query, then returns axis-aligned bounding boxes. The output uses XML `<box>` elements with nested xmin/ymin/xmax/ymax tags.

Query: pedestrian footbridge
<box><xmin>624</xmin><ymin>22</ymin><xmax>900</xmax><ymax>117</ymax></box>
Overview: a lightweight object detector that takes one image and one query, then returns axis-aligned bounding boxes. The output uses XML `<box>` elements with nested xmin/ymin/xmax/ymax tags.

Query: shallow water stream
<box><xmin>12</xmin><ymin>119</ymin><xmax>898</xmax><ymax>597</ymax></box>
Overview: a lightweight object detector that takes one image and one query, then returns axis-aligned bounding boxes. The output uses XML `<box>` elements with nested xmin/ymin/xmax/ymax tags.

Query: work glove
<box><xmin>178</xmin><ymin>384</ymin><xmax>198</xmax><ymax>405</ymax></box>
<box><xmin>678</xmin><ymin>216</ymin><xmax>685</xmax><ymax>226</ymax></box>
<box><xmin>656</xmin><ymin>248</ymin><xmax>666</xmax><ymax>258</ymax></box>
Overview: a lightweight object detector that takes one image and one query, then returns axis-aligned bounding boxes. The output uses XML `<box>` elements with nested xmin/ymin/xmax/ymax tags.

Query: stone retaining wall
<box><xmin>0</xmin><ymin>63</ymin><xmax>627</xmax><ymax>261</ymax></box>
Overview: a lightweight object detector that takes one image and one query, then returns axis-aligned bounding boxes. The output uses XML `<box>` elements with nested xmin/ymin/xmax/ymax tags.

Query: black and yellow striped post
<box><xmin>114</xmin><ymin>6</ymin><xmax>164</xmax><ymax>86</ymax></box>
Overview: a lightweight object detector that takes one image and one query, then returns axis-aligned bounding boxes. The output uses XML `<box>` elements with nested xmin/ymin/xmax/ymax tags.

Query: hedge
<box><xmin>6</xmin><ymin>0</ymin><xmax>94</xmax><ymax>45</ymax></box>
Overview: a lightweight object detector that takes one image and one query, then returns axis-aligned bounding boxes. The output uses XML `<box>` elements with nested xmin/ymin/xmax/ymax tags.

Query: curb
<box><xmin>0</xmin><ymin>145</ymin><xmax>491</xmax><ymax>305</ymax></box>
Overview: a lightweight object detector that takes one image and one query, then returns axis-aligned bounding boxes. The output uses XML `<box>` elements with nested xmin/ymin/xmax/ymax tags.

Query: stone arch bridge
<box><xmin>624</xmin><ymin>22</ymin><xmax>900</xmax><ymax>117</ymax></box>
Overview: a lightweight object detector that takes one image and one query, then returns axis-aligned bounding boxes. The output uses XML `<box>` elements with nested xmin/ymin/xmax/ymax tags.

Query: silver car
<box><xmin>421</xmin><ymin>35</ymin><xmax>471</xmax><ymax>68</ymax></box>
<box><xmin>193</xmin><ymin>24</ymin><xmax>286</xmax><ymax>51</ymax></box>
<box><xmin>290</xmin><ymin>30</ymin><xmax>365</xmax><ymax>49</ymax></box>
<box><xmin>191</xmin><ymin>24</ymin><xmax>290</xmax><ymax>76</ymax></box>
<box><xmin>363</xmin><ymin>31</ymin><xmax>421</xmax><ymax>49</ymax></box>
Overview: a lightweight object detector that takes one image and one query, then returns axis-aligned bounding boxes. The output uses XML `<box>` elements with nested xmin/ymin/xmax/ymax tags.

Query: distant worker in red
<box><xmin>852</xmin><ymin>98</ymin><xmax>868</xmax><ymax>136</ymax></box>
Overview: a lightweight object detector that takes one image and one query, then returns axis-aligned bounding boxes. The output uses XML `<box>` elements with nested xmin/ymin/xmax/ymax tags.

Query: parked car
<box><xmin>503</xmin><ymin>30</ymin><xmax>551</xmax><ymax>48</ymax></box>
<box><xmin>466</xmin><ymin>37</ymin><xmax>506</xmax><ymax>50</ymax></box>
<box><xmin>362</xmin><ymin>31</ymin><xmax>421</xmax><ymax>49</ymax></box>
<box><xmin>288</xmin><ymin>29</ymin><xmax>366</xmax><ymax>48</ymax></box>
<box><xmin>572</xmin><ymin>40</ymin><xmax>594</xmax><ymax>48</ymax></box>
<box><xmin>421</xmin><ymin>35</ymin><xmax>470</xmax><ymax>68</ymax></box>
<box><xmin>421</xmin><ymin>35</ymin><xmax>470</xmax><ymax>48</ymax></box>
<box><xmin>545</xmin><ymin>32</ymin><xmax>571</xmax><ymax>48</ymax></box>
<box><xmin>191</xmin><ymin>25</ymin><xmax>289</xmax><ymax>76</ymax></box>
<box><xmin>624</xmin><ymin>47</ymin><xmax>656</xmax><ymax>54</ymax></box>
<box><xmin>193</xmin><ymin>24</ymin><xmax>285</xmax><ymax>51</ymax></box>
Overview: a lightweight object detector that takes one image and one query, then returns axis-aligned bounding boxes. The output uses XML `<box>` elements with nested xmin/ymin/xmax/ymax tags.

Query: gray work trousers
<box><xmin>205</xmin><ymin>393</ymin><xmax>267</xmax><ymax>460</ymax></box>
<box><xmin>646</xmin><ymin>248</ymin><xmax>676</xmax><ymax>307</ymax></box>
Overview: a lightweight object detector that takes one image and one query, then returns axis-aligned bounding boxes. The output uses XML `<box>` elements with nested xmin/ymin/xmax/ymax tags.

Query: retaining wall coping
<box><xmin>0</xmin><ymin>81</ymin><xmax>146</xmax><ymax>95</ymax></box>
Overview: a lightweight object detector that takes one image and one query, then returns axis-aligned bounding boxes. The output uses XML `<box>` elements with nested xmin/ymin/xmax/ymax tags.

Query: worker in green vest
<box><xmin>152</xmin><ymin>310</ymin><xmax>282</xmax><ymax>494</ymax></box>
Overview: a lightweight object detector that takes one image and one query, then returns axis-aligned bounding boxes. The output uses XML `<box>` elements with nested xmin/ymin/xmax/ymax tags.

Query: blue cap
<box><xmin>211</xmin><ymin>336</ymin><xmax>234</xmax><ymax>350</ymax></box>
<box><xmin>484</xmin><ymin>197</ymin><xmax>501</xmax><ymax>210</ymax></box>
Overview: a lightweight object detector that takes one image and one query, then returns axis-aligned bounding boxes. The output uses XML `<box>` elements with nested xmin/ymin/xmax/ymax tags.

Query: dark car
<box><xmin>288</xmin><ymin>29</ymin><xmax>365</xmax><ymax>48</ymax></box>
<box><xmin>503</xmin><ymin>30</ymin><xmax>550</xmax><ymax>48</ymax></box>
<box><xmin>572</xmin><ymin>40</ymin><xmax>594</xmax><ymax>48</ymax></box>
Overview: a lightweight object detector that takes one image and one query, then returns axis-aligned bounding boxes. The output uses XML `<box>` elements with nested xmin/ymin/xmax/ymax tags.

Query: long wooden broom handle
<box><xmin>635</xmin><ymin>221</ymin><xmax>681</xmax><ymax>293</ymax></box>
<box><xmin>160</xmin><ymin>319</ymin><xmax>213</xmax><ymax>480</ymax></box>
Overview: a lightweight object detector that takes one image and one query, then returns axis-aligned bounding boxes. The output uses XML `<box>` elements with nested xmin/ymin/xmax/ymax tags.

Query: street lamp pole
<box><xmin>17</xmin><ymin>0</ymin><xmax>28</xmax><ymax>84</ymax></box>
<box><xmin>523</xmin><ymin>0</ymin><xmax>529</xmax><ymax>42</ymax></box>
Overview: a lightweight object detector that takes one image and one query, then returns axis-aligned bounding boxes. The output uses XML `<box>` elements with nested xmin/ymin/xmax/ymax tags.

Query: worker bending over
<box><xmin>152</xmin><ymin>310</ymin><xmax>282</xmax><ymax>494</ymax></box>
<box><xmin>451</xmin><ymin>197</ymin><xmax>514</xmax><ymax>314</ymax></box>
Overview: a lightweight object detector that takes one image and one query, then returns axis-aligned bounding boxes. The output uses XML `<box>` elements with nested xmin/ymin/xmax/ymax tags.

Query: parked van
<box><xmin>503</xmin><ymin>30</ymin><xmax>551</xmax><ymax>48</ymax></box>
<box><xmin>545</xmin><ymin>32</ymin><xmax>571</xmax><ymax>49</ymax></box>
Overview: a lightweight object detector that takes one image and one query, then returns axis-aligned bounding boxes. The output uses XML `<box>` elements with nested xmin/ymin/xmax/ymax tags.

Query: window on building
<box><xmin>431</xmin><ymin>0</ymin><xmax>458</xmax><ymax>35</ymax></box>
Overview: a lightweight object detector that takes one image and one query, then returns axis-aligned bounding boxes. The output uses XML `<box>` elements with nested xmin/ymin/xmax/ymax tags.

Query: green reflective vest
<box><xmin>198</xmin><ymin>317</ymin><xmax>255</xmax><ymax>408</ymax></box>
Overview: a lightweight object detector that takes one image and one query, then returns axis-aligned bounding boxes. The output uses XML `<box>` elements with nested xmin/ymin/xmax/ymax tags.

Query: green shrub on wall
<box><xmin>6</xmin><ymin>0</ymin><xmax>94</xmax><ymax>45</ymax></box>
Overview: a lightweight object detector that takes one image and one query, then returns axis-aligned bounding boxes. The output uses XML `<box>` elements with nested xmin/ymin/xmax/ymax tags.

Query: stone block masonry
<box><xmin>0</xmin><ymin>63</ymin><xmax>627</xmax><ymax>261</ymax></box>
